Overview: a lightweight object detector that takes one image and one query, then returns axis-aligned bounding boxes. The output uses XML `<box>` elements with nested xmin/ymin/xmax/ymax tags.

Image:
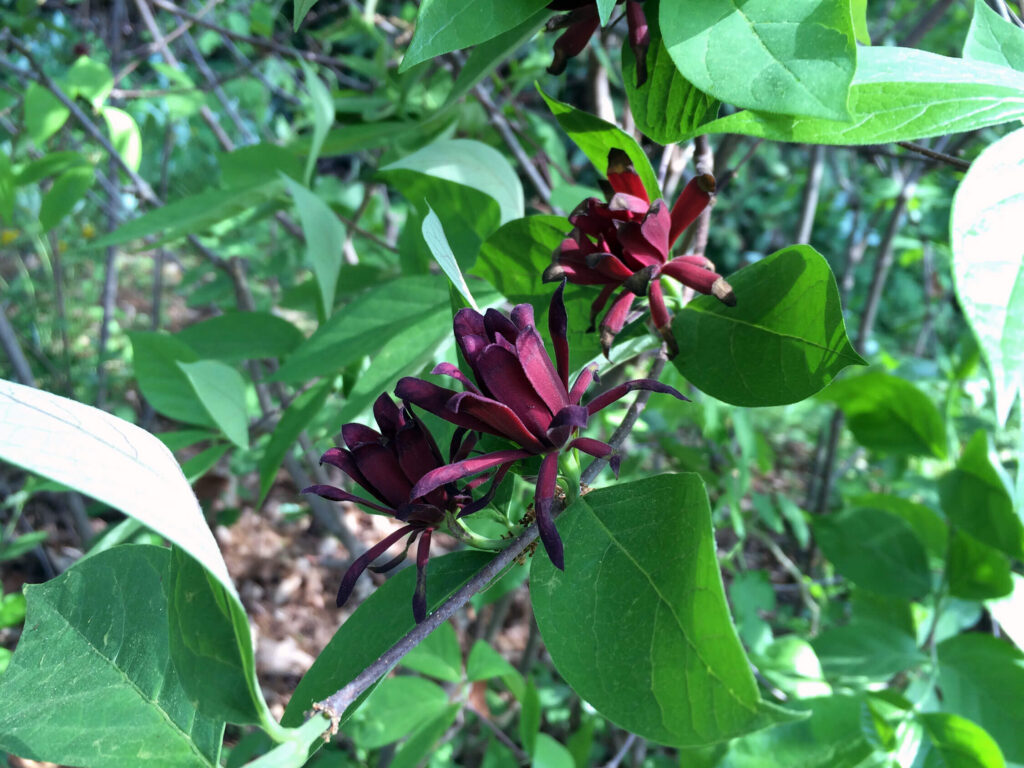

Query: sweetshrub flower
<box><xmin>544</xmin><ymin>150</ymin><xmax>736</xmax><ymax>354</ymax></box>
<box><xmin>547</xmin><ymin>0</ymin><xmax>650</xmax><ymax>87</ymax></box>
<box><xmin>395</xmin><ymin>282</ymin><xmax>685</xmax><ymax>570</ymax></box>
<box><xmin>304</xmin><ymin>393</ymin><xmax>483</xmax><ymax>622</ymax></box>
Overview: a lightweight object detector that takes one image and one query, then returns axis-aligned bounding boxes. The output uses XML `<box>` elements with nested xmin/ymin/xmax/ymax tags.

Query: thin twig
<box><xmin>474</xmin><ymin>84</ymin><xmax>553</xmax><ymax>206</ymax></box>
<box><xmin>795</xmin><ymin>145</ymin><xmax>824</xmax><ymax>244</ymax></box>
<box><xmin>601</xmin><ymin>733</ymin><xmax>637</xmax><ymax>768</ymax></box>
<box><xmin>896</xmin><ymin>141</ymin><xmax>970</xmax><ymax>172</ymax></box>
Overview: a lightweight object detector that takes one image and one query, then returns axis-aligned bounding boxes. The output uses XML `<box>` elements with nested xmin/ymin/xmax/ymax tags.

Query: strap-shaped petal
<box><xmin>302</xmin><ymin>484</ymin><xmax>395</xmax><ymax>516</ymax></box>
<box><xmin>396</xmin><ymin>377</ymin><xmax>497</xmax><ymax>435</ymax></box>
<box><xmin>342</xmin><ymin>423</ymin><xmax>382</xmax><ymax>451</ymax></box>
<box><xmin>535</xmin><ymin>452</ymin><xmax>564</xmax><ymax>570</ymax></box>
<box><xmin>409</xmin><ymin>448</ymin><xmax>534</xmax><ymax>500</ymax></box>
<box><xmin>475</xmin><ymin>345</ymin><xmax>556</xmax><ymax>440</ymax></box>
<box><xmin>586</xmin><ymin>378</ymin><xmax>688</xmax><ymax>416</ymax></box>
<box><xmin>448</xmin><ymin>390</ymin><xmax>547</xmax><ymax>451</ymax></box>
<box><xmin>336</xmin><ymin>524</ymin><xmax>417</xmax><ymax>608</ymax></box>
<box><xmin>547</xmin><ymin>404</ymin><xmax>589</xmax><ymax>447</ymax></box>
<box><xmin>319</xmin><ymin>447</ymin><xmax>387</xmax><ymax>507</ymax></box>
<box><xmin>413</xmin><ymin>529</ymin><xmax>434</xmax><ymax>623</ymax></box>
<box><xmin>669</xmin><ymin>173</ymin><xmax>715</xmax><ymax>246</ymax></box>
<box><xmin>431</xmin><ymin>362</ymin><xmax>481</xmax><ymax>395</ymax></box>
<box><xmin>567</xmin><ymin>437</ymin><xmax>621</xmax><ymax>478</ymax></box>
<box><xmin>372</xmin><ymin>393</ymin><xmax>405</xmax><ymax>437</ymax></box>
<box><xmin>549</xmin><ymin>280</ymin><xmax>570</xmax><ymax>390</ymax></box>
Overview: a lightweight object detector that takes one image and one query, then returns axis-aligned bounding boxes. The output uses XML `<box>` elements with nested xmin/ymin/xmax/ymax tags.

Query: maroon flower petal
<box><xmin>567</xmin><ymin>437</ymin><xmax>620</xmax><ymax>478</ymax></box>
<box><xmin>547</xmin><ymin>404</ymin><xmax>589</xmax><ymax>447</ymax></box>
<box><xmin>342</xmin><ymin>423</ymin><xmax>382</xmax><ymax>450</ymax></box>
<box><xmin>476</xmin><ymin>345</ymin><xmax>556</xmax><ymax>440</ymax></box>
<box><xmin>535</xmin><ymin>452</ymin><xmax>564</xmax><ymax>570</ymax></box>
<box><xmin>663</xmin><ymin>257</ymin><xmax>737</xmax><ymax>306</ymax></box>
<box><xmin>588</xmin><ymin>284</ymin><xmax>617</xmax><ymax>331</ymax></box>
<box><xmin>669</xmin><ymin>174</ymin><xmax>715</xmax><ymax>246</ymax></box>
<box><xmin>410</xmin><ymin>448</ymin><xmax>534</xmax><ymax>500</ymax></box>
<box><xmin>606</xmin><ymin>149</ymin><xmax>650</xmax><ymax>203</ymax></box>
<box><xmin>451</xmin><ymin>428</ymin><xmax>477</xmax><ymax>463</ymax></box>
<box><xmin>608</xmin><ymin>192</ymin><xmax>651</xmax><ymax>217</ymax></box>
<box><xmin>395</xmin><ymin>502</ymin><xmax>444</xmax><ymax>525</ymax></box>
<box><xmin>600</xmin><ymin>289</ymin><xmax>636</xmax><ymax>356</ymax></box>
<box><xmin>649</xmin><ymin>277</ymin><xmax>671</xmax><ymax>331</ymax></box>
<box><xmin>302</xmin><ymin>484</ymin><xmax>395</xmax><ymax>515</ymax></box>
<box><xmin>336</xmin><ymin>523</ymin><xmax>417</xmax><ymax>608</ymax></box>
<box><xmin>585</xmin><ymin>252</ymin><xmax>636</xmax><ymax>282</ymax></box>
<box><xmin>515</xmin><ymin>323</ymin><xmax>570</xmax><ymax>416</ymax></box>
<box><xmin>458</xmin><ymin>462</ymin><xmax>513</xmax><ymax>518</ymax></box>
<box><xmin>549</xmin><ymin>281</ymin><xmax>570</xmax><ymax>390</ymax></box>
<box><xmin>548</xmin><ymin>9</ymin><xmax>600</xmax><ymax>75</ymax></box>
<box><xmin>484</xmin><ymin>308</ymin><xmax>520</xmax><ymax>345</ymax></box>
<box><xmin>350</xmin><ymin>442</ymin><xmax>414</xmax><ymax>508</ymax></box>
<box><xmin>413</xmin><ymin>529</ymin><xmax>433</xmax><ymax>623</ymax></box>
<box><xmin>448</xmin><ymin>390</ymin><xmax>547</xmax><ymax>451</ymax></box>
<box><xmin>396</xmin><ymin>377</ymin><xmax>497</xmax><ymax>435</ymax></box>
<box><xmin>586</xmin><ymin>379</ymin><xmax>688</xmax><ymax>416</ymax></box>
<box><xmin>320</xmin><ymin>447</ymin><xmax>378</xmax><ymax>498</ymax></box>
<box><xmin>431</xmin><ymin>362</ymin><xmax>481</xmax><ymax>395</ymax></box>
<box><xmin>454</xmin><ymin>308</ymin><xmax>489</xmax><ymax>367</ymax></box>
<box><xmin>626</xmin><ymin>0</ymin><xmax>651</xmax><ymax>87</ymax></box>
<box><xmin>510</xmin><ymin>302</ymin><xmax>536</xmax><ymax>331</ymax></box>
<box><xmin>394</xmin><ymin>424</ymin><xmax>443</xmax><ymax>492</ymax></box>
<box><xmin>568</xmin><ymin>363</ymin><xmax>599</xmax><ymax>405</ymax></box>
<box><xmin>372</xmin><ymin>393</ymin><xmax>405</xmax><ymax>437</ymax></box>
<box><xmin>368</xmin><ymin>529</ymin><xmax>419</xmax><ymax>574</ymax></box>
<box><xmin>618</xmin><ymin>200</ymin><xmax>671</xmax><ymax>268</ymax></box>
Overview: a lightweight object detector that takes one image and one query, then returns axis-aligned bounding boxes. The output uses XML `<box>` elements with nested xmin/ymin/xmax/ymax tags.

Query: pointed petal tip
<box><xmin>712</xmin><ymin>277</ymin><xmax>736</xmax><ymax>307</ymax></box>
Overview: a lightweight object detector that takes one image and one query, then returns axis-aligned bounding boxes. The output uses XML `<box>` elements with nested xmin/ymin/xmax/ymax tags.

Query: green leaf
<box><xmin>300</xmin><ymin>63</ymin><xmax>334</xmax><ymax>185</ymax></box>
<box><xmin>39</xmin><ymin>165</ymin><xmax>94</xmax><ymax>231</ymax></box>
<box><xmin>851</xmin><ymin>0</ymin><xmax>870</xmax><ymax>45</ymax></box>
<box><xmin>389</xmin><ymin>703</ymin><xmax>461</xmax><ymax>768</ymax></box>
<box><xmin>622</xmin><ymin>0</ymin><xmax>719</xmax><ymax>145</ymax></box>
<box><xmin>382</xmin><ymin>138</ymin><xmax>524</xmax><ymax>226</ymax></box>
<box><xmin>95</xmin><ymin>182</ymin><xmax>282</xmax><ymax>248</ymax></box>
<box><xmin>176</xmin><ymin>311</ymin><xmax>305</xmax><ymax>362</ymax></box>
<box><xmin>948</xmin><ymin>530</ymin><xmax>1013</xmax><ymax>600</ymax></box>
<box><xmin>24</xmin><ymin>82</ymin><xmax>70</xmax><ymax>144</ymax></box>
<box><xmin>813</xmin><ymin>620</ymin><xmax>925</xmax><ymax>681</ymax></box>
<box><xmin>14</xmin><ymin>150</ymin><xmax>91</xmax><ymax>185</ymax></box>
<box><xmin>724</xmin><ymin>694</ymin><xmax>877</xmax><ymax>768</ymax></box>
<box><xmin>813</xmin><ymin>506</ymin><xmax>932</xmax><ymax>599</ymax></box>
<box><xmin>848</xmin><ymin>493</ymin><xmax>947</xmax><ymax>560</ymax></box>
<box><xmin>537</xmin><ymin>86</ymin><xmax>660</xmax><ymax>201</ymax></box>
<box><xmin>918</xmin><ymin>712</ymin><xmax>1007</xmax><ymax>768</ymax></box>
<box><xmin>167</xmin><ymin>548</ymin><xmax>276</xmax><ymax>730</ymax></box>
<box><xmin>940</xmin><ymin>430</ymin><xmax>1022</xmax><ymax>559</ymax></box>
<box><xmin>533</xmin><ymin>733</ymin><xmax>575</xmax><ymax>768</ymax></box>
<box><xmin>345</xmin><ymin>677</ymin><xmax>450</xmax><ymax>749</ymax></box>
<box><xmin>257</xmin><ymin>381</ymin><xmax>331</xmax><ymax>505</ymax></box>
<box><xmin>293</xmin><ymin>0</ymin><xmax>318</xmax><ymax>30</ymax></box>
<box><xmin>0</xmin><ymin>151</ymin><xmax>14</xmax><ymax>223</ymax></box>
<box><xmin>64</xmin><ymin>55</ymin><xmax>113</xmax><ymax>110</ymax></box>
<box><xmin>272</xmin><ymin>276</ymin><xmax>450</xmax><ymax>384</ymax></box>
<box><xmin>518</xmin><ymin>678</ymin><xmax>541</xmax><ymax>753</ymax></box>
<box><xmin>950</xmin><ymin>127</ymin><xmax>1024</xmax><ymax>426</ymax></box>
<box><xmin>699</xmin><ymin>47</ymin><xmax>1024</xmax><ymax>145</ymax></box>
<box><xmin>178</xmin><ymin>360</ymin><xmax>250</xmax><ymax>450</ymax></box>
<box><xmin>282</xmin><ymin>177</ymin><xmax>344</xmax><ymax>319</ymax></box>
<box><xmin>401</xmin><ymin>0</ymin><xmax>551</xmax><ymax>71</ymax></box>
<box><xmin>0</xmin><ymin>531</ymin><xmax>47</xmax><ymax>564</ymax></box>
<box><xmin>938</xmin><ymin>633</ymin><xmax>1024</xmax><ymax>764</ymax></box>
<box><xmin>467</xmin><ymin>640</ymin><xmax>520</xmax><ymax>682</ymax></box>
<box><xmin>242</xmin><ymin>716</ymin><xmax>330</xmax><ymax>768</ymax></box>
<box><xmin>659</xmin><ymin>0</ymin><xmax>855</xmax><ymax>120</ymax></box>
<box><xmin>987</xmin><ymin>573</ymin><xmax>1024</xmax><ymax>651</ymax></box>
<box><xmin>102</xmin><ymin>106</ymin><xmax>143</xmax><ymax>173</ymax></box>
<box><xmin>219</xmin><ymin>144</ymin><xmax>304</xmax><ymax>188</ymax></box>
<box><xmin>754</xmin><ymin>636</ymin><xmax>831</xmax><ymax>699</ymax></box>
<box><xmin>820</xmin><ymin>371</ymin><xmax>947</xmax><ymax>458</ymax></box>
<box><xmin>595</xmin><ymin>0</ymin><xmax>616</xmax><ymax>26</ymax></box>
<box><xmin>0</xmin><ymin>546</ymin><xmax>223</xmax><ymax>767</ymax></box>
<box><xmin>530</xmin><ymin>473</ymin><xmax>799</xmax><ymax>747</ymax></box>
<box><xmin>672</xmin><ymin>245</ymin><xmax>865</xmax><ymax>407</ymax></box>
<box><xmin>423</xmin><ymin>204</ymin><xmax>479</xmax><ymax>310</ymax></box>
<box><xmin>282</xmin><ymin>550</ymin><xmax>494</xmax><ymax>726</ymax></box>
<box><xmin>0</xmin><ymin>590</ymin><xmax>27</xmax><ymax>627</ymax></box>
<box><xmin>964</xmin><ymin>0</ymin><xmax>1024</xmax><ymax>71</ymax></box>
<box><xmin>402</xmin><ymin>621</ymin><xmax>463</xmax><ymax>682</ymax></box>
<box><xmin>0</xmin><ymin>379</ymin><xmax>237</xmax><ymax>600</ymax></box>
<box><xmin>130</xmin><ymin>331</ymin><xmax>212</xmax><ymax>427</ymax></box>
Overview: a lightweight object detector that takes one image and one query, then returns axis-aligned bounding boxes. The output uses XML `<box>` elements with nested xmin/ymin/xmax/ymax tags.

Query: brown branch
<box><xmin>794</xmin><ymin>145</ymin><xmax>825</xmax><ymax>244</ymax></box>
<box><xmin>896</xmin><ymin>141</ymin><xmax>971</xmax><ymax>172</ymax></box>
<box><xmin>474</xmin><ymin>84</ymin><xmax>553</xmax><ymax>206</ymax></box>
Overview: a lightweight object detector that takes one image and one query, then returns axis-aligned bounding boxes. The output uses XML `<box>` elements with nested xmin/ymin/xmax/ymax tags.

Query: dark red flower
<box><xmin>547</xmin><ymin>0</ymin><xmax>650</xmax><ymax>87</ymax></box>
<box><xmin>304</xmin><ymin>393</ymin><xmax>488</xmax><ymax>622</ymax></box>
<box><xmin>395</xmin><ymin>283</ymin><xmax>685</xmax><ymax>570</ymax></box>
<box><xmin>544</xmin><ymin>150</ymin><xmax>735</xmax><ymax>355</ymax></box>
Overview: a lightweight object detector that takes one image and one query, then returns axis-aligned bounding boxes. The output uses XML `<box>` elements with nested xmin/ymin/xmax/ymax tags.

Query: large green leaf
<box><xmin>964</xmin><ymin>0</ymin><xmax>1024</xmax><ymax>70</ymax></box>
<box><xmin>0</xmin><ymin>379</ymin><xmax>236</xmax><ymax>599</ymax></box>
<box><xmin>698</xmin><ymin>47</ymin><xmax>1024</xmax><ymax>145</ymax></box>
<box><xmin>940</xmin><ymin>430</ymin><xmax>1023</xmax><ymax>559</ymax></box>
<box><xmin>130</xmin><ymin>331</ymin><xmax>213</xmax><ymax>428</ymax></box>
<box><xmin>659</xmin><ymin>0</ymin><xmax>855</xmax><ymax>121</ymax></box>
<box><xmin>64</xmin><ymin>55</ymin><xmax>113</xmax><ymax>110</ymax></box>
<box><xmin>672</xmin><ymin>245</ymin><xmax>864</xmax><ymax>407</ymax></box>
<box><xmin>951</xmin><ymin>127</ymin><xmax>1024</xmax><ymax>426</ymax></box>
<box><xmin>918</xmin><ymin>712</ymin><xmax>1007</xmax><ymax>768</ymax></box>
<box><xmin>813</xmin><ymin>506</ymin><xmax>932</xmax><ymax>599</ymax></box>
<box><xmin>178</xmin><ymin>360</ymin><xmax>250</xmax><ymax>450</ymax></box>
<box><xmin>848</xmin><ymin>493</ymin><xmax>947</xmax><ymax>560</ymax></box>
<box><xmin>176</xmin><ymin>311</ymin><xmax>305</xmax><ymax>362</ymax></box>
<box><xmin>24</xmin><ymin>82</ymin><xmax>69</xmax><ymax>145</ymax></box>
<box><xmin>623</xmin><ymin>0</ymin><xmax>719</xmax><ymax>145</ymax></box>
<box><xmin>344</xmin><ymin>677</ymin><xmax>450</xmax><ymax>749</ymax></box>
<box><xmin>282</xmin><ymin>177</ymin><xmax>344</xmax><ymax>319</ymax></box>
<box><xmin>948</xmin><ymin>530</ymin><xmax>1013</xmax><ymax>600</ymax></box>
<box><xmin>282</xmin><ymin>550</ymin><xmax>494</xmax><ymax>726</ymax></box>
<box><xmin>382</xmin><ymin>138</ymin><xmax>524</xmax><ymax>226</ymax></box>
<box><xmin>820</xmin><ymin>371</ymin><xmax>947</xmax><ymax>458</ymax></box>
<box><xmin>272</xmin><ymin>276</ymin><xmax>450</xmax><ymax>384</ymax></box>
<box><xmin>167</xmin><ymin>548</ymin><xmax>279</xmax><ymax>732</ymax></box>
<box><xmin>724</xmin><ymin>695</ymin><xmax>877</xmax><ymax>768</ymax></box>
<box><xmin>530</xmin><ymin>474</ymin><xmax>799</xmax><ymax>747</ymax></box>
<box><xmin>401</xmin><ymin>621</ymin><xmax>463</xmax><ymax>682</ymax></box>
<box><xmin>102</xmin><ymin>106</ymin><xmax>142</xmax><ymax>174</ymax></box>
<box><xmin>400</xmin><ymin>0</ymin><xmax>550</xmax><ymax>71</ymax></box>
<box><xmin>0</xmin><ymin>546</ymin><xmax>223</xmax><ymax>767</ymax></box>
<box><xmin>537</xmin><ymin>87</ymin><xmax>660</xmax><ymax>201</ymax></box>
<box><xmin>300</xmin><ymin>63</ymin><xmax>334</xmax><ymax>185</ymax></box>
<box><xmin>39</xmin><ymin>165</ymin><xmax>94</xmax><ymax>231</ymax></box>
<box><xmin>812</xmin><ymin>620</ymin><xmax>925</xmax><ymax>681</ymax></box>
<box><xmin>938</xmin><ymin>633</ymin><xmax>1024</xmax><ymax>764</ymax></box>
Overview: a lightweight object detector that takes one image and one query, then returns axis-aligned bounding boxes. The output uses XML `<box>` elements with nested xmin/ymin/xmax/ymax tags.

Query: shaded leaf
<box><xmin>964</xmin><ymin>0</ymin><xmax>1024</xmax><ymax>70</ymax></box>
<box><xmin>402</xmin><ymin>621</ymin><xmax>463</xmax><ymax>682</ymax></box>
<box><xmin>39</xmin><ymin>164</ymin><xmax>94</xmax><ymax>231</ymax></box>
<box><xmin>948</xmin><ymin>530</ymin><xmax>1013</xmax><ymax>600</ymax></box>
<box><xmin>178</xmin><ymin>360</ymin><xmax>250</xmax><ymax>450</ymax></box>
<box><xmin>282</xmin><ymin>177</ymin><xmax>344</xmax><ymax>319</ymax></box>
<box><xmin>176</xmin><ymin>311</ymin><xmax>305</xmax><ymax>362</ymax></box>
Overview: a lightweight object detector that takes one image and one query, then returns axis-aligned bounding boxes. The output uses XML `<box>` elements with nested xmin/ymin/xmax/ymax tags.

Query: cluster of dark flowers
<box><xmin>547</xmin><ymin>0</ymin><xmax>651</xmax><ymax>87</ymax></box>
<box><xmin>307</xmin><ymin>153</ymin><xmax>737</xmax><ymax>623</ymax></box>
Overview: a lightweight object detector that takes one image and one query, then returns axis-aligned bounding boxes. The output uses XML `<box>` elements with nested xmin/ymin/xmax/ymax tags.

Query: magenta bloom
<box><xmin>305</xmin><ymin>393</ymin><xmax>481</xmax><ymax>622</ymax></box>
<box><xmin>395</xmin><ymin>283</ymin><xmax>685</xmax><ymax>570</ymax></box>
<box><xmin>544</xmin><ymin>151</ymin><xmax>735</xmax><ymax>354</ymax></box>
<box><xmin>547</xmin><ymin>0</ymin><xmax>650</xmax><ymax>87</ymax></box>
